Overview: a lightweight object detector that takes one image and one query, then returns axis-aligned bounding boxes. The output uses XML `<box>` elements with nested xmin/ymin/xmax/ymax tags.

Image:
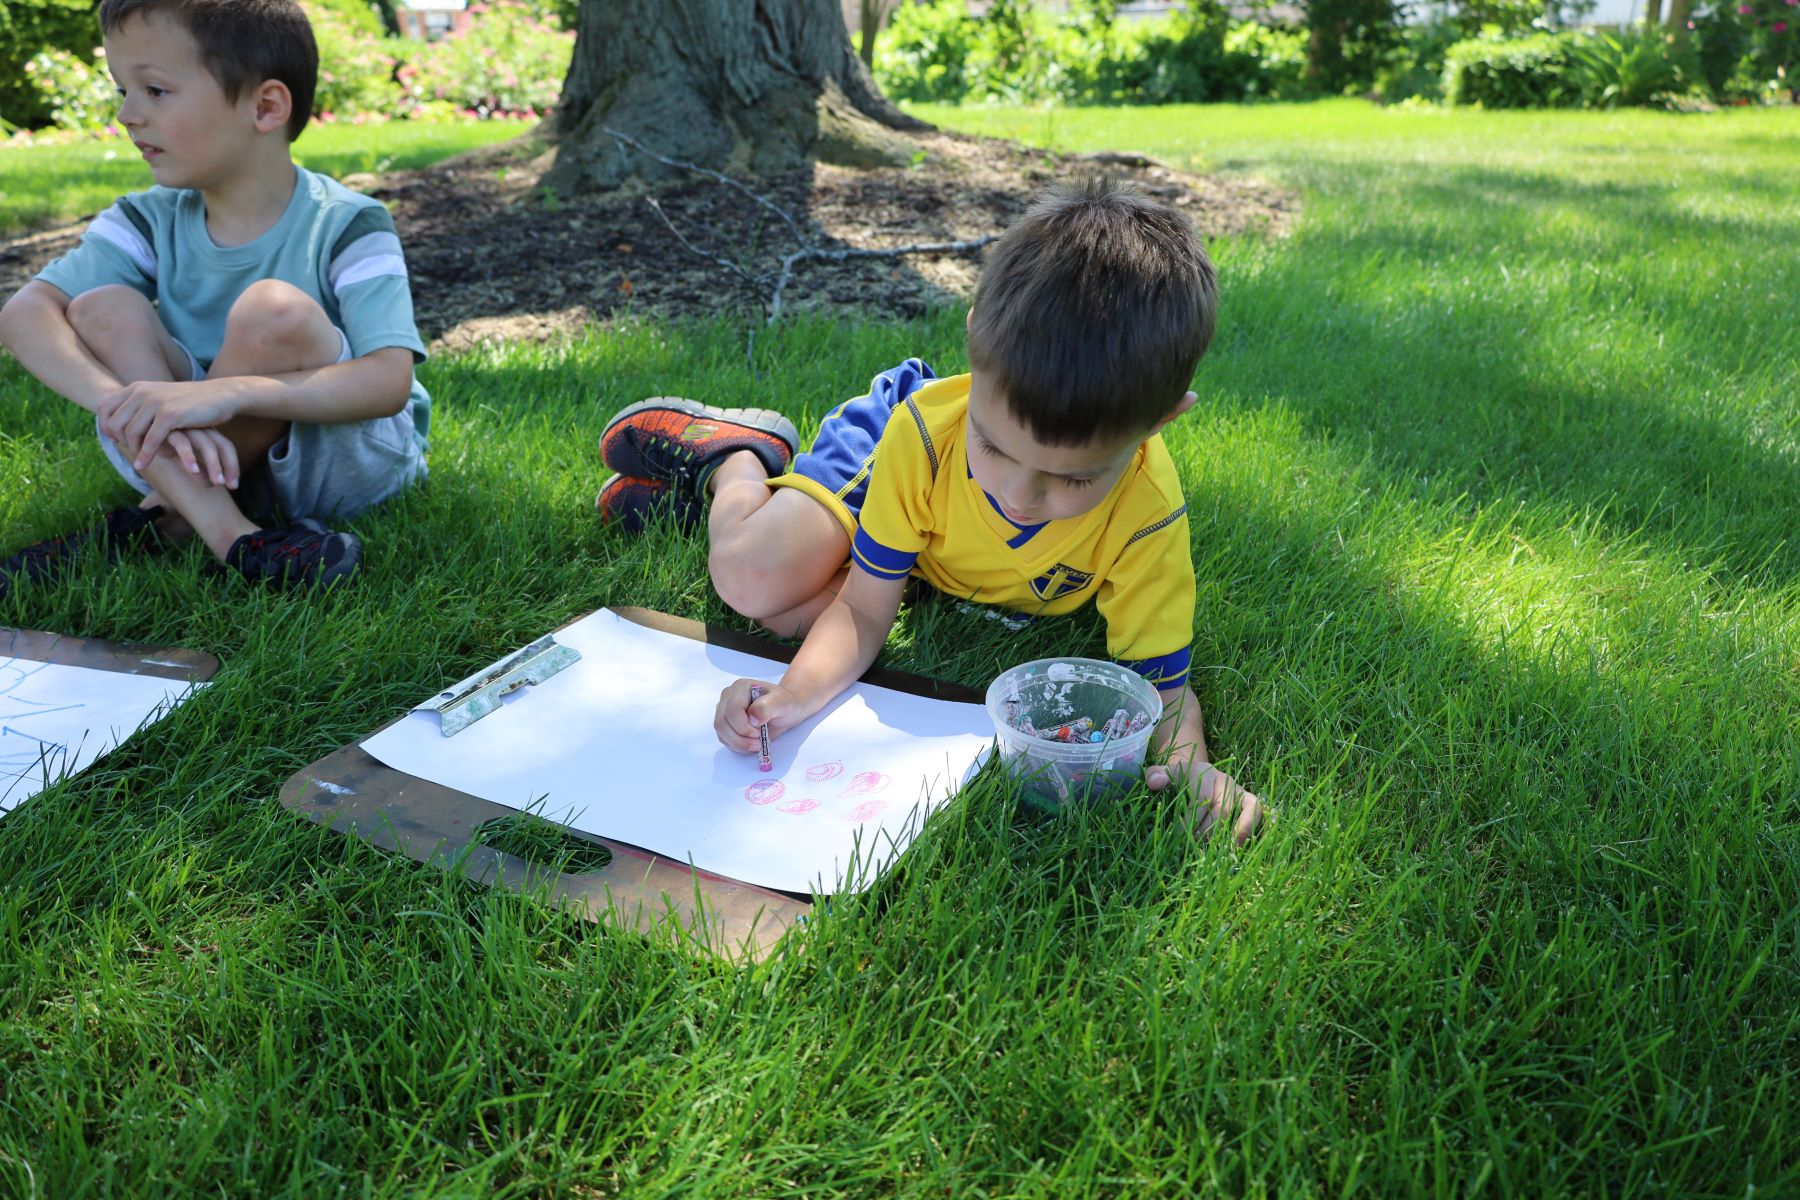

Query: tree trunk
<box><xmin>1665</xmin><ymin>0</ymin><xmax>1693</xmax><ymax>37</ymax></box>
<box><xmin>547</xmin><ymin>0</ymin><xmax>929</xmax><ymax>195</ymax></box>
<box><xmin>1643</xmin><ymin>0</ymin><xmax>1664</xmax><ymax>26</ymax></box>
<box><xmin>859</xmin><ymin>0</ymin><xmax>891</xmax><ymax>69</ymax></box>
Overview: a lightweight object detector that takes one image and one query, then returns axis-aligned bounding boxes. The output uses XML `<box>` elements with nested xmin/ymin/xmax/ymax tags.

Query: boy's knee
<box><xmin>709</xmin><ymin>535</ymin><xmax>782</xmax><ymax>619</ymax></box>
<box><xmin>65</xmin><ymin>285</ymin><xmax>156</xmax><ymax>340</ymax></box>
<box><xmin>225</xmin><ymin>279</ymin><xmax>331</xmax><ymax>354</ymax></box>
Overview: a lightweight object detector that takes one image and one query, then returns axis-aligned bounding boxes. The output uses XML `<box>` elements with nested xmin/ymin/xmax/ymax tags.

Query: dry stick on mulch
<box><xmin>604</xmin><ymin>127</ymin><xmax>997</xmax><ymax>356</ymax></box>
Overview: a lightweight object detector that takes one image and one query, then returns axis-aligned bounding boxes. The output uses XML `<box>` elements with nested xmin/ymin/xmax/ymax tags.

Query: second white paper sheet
<box><xmin>1</xmin><ymin>655</ymin><xmax>206</xmax><ymax>815</ymax></box>
<box><xmin>360</xmin><ymin>609</ymin><xmax>995</xmax><ymax>894</ymax></box>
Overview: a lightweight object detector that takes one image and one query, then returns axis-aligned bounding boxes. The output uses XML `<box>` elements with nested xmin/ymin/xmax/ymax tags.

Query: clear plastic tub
<box><xmin>984</xmin><ymin>657</ymin><xmax>1163</xmax><ymax>811</ymax></box>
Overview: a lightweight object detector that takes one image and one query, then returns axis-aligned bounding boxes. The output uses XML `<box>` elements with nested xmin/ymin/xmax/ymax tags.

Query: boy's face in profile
<box><xmin>105</xmin><ymin>11</ymin><xmax>260</xmax><ymax>192</ymax></box>
<box><xmin>964</xmin><ymin>371</ymin><xmax>1150</xmax><ymax>527</ymax></box>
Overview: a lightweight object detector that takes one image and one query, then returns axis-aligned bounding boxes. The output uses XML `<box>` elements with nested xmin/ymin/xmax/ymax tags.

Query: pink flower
<box><xmin>1737</xmin><ymin>4</ymin><xmax>1752</xmax><ymax>12</ymax></box>
<box><xmin>1776</xmin><ymin>19</ymin><xmax>1789</xmax><ymax>28</ymax></box>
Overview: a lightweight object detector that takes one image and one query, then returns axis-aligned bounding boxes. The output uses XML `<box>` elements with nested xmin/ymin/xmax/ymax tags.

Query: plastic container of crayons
<box><xmin>984</xmin><ymin>657</ymin><xmax>1162</xmax><ymax>811</ymax></box>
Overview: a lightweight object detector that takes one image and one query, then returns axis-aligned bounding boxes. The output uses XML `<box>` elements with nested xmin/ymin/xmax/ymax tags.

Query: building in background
<box><xmin>397</xmin><ymin>0</ymin><xmax>472</xmax><ymax>41</ymax></box>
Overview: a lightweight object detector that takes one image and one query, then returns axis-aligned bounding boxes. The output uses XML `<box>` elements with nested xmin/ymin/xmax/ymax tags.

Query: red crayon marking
<box><xmin>776</xmin><ymin>797</ymin><xmax>819</xmax><ymax>815</ymax></box>
<box><xmin>749</xmin><ymin>684</ymin><xmax>771</xmax><ymax>772</ymax></box>
<box><xmin>744</xmin><ymin>779</ymin><xmax>785</xmax><ymax>805</ymax></box>
<box><xmin>843</xmin><ymin>799</ymin><xmax>888</xmax><ymax>823</ymax></box>
<box><xmin>838</xmin><ymin>771</ymin><xmax>890</xmax><ymax>798</ymax></box>
<box><xmin>806</xmin><ymin>760</ymin><xmax>845</xmax><ymax>782</ymax></box>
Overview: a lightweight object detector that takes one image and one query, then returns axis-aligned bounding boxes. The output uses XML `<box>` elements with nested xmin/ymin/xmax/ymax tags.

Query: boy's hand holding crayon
<box><xmin>715</xmin><ymin>678</ymin><xmax>805</xmax><ymax>757</ymax></box>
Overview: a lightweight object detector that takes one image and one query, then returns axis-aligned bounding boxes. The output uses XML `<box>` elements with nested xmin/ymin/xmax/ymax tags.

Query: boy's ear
<box><xmin>1147</xmin><ymin>390</ymin><xmax>1197</xmax><ymax>435</ymax></box>
<box><xmin>248</xmin><ymin>78</ymin><xmax>293</xmax><ymax>135</ymax></box>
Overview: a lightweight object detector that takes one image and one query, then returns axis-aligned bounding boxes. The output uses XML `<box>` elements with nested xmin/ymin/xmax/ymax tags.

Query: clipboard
<box><xmin>279</xmin><ymin>606</ymin><xmax>985</xmax><ymax>963</ymax></box>
<box><xmin>1</xmin><ymin>626</ymin><xmax>221</xmax><ymax>814</ymax></box>
<box><xmin>0</xmin><ymin>626</ymin><xmax>220</xmax><ymax>683</ymax></box>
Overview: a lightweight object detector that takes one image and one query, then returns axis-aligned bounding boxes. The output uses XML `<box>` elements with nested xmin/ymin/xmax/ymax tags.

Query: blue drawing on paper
<box><xmin>0</xmin><ymin>658</ymin><xmax>81</xmax><ymax>784</ymax></box>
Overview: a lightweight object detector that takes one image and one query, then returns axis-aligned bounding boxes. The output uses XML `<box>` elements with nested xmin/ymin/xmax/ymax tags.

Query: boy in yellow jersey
<box><xmin>598</xmin><ymin>180</ymin><xmax>1261</xmax><ymax>841</ymax></box>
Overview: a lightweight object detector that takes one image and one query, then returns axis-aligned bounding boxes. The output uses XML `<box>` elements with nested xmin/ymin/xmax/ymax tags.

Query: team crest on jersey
<box><xmin>1031</xmin><ymin>564</ymin><xmax>1094</xmax><ymax>601</ymax></box>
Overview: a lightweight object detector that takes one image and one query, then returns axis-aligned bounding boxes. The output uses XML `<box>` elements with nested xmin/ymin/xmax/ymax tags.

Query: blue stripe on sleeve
<box><xmin>851</xmin><ymin>527</ymin><xmax>918</xmax><ymax>580</ymax></box>
<box><xmin>1119</xmin><ymin>646</ymin><xmax>1192</xmax><ymax>689</ymax></box>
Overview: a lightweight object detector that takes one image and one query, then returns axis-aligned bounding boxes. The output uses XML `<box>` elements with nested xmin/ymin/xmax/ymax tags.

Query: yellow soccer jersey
<box><xmin>851</xmin><ymin>374</ymin><xmax>1196</xmax><ymax>688</ymax></box>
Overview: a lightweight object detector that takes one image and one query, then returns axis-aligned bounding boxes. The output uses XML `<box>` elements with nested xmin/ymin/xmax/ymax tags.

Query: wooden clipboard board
<box><xmin>279</xmin><ymin>606</ymin><xmax>985</xmax><ymax>963</ymax></box>
<box><xmin>1</xmin><ymin>627</ymin><xmax>220</xmax><ymax>683</ymax></box>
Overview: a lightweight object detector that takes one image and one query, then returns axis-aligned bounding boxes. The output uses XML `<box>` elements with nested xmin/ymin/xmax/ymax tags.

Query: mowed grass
<box><xmin>0</xmin><ymin>118</ymin><xmax>531</xmax><ymax>236</ymax></box>
<box><xmin>1</xmin><ymin>99</ymin><xmax>1798</xmax><ymax>1196</ymax></box>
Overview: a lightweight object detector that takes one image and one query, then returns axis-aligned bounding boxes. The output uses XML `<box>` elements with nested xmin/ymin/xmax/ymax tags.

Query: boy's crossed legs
<box><xmin>1</xmin><ymin>281</ymin><xmax>361</xmax><ymax>594</ymax></box>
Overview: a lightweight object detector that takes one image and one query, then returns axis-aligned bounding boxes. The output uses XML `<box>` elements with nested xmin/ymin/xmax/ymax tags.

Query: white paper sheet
<box><xmin>360</xmin><ymin>609</ymin><xmax>995</xmax><ymax>895</ymax></box>
<box><xmin>0</xmin><ymin>655</ymin><xmax>207</xmax><ymax>814</ymax></box>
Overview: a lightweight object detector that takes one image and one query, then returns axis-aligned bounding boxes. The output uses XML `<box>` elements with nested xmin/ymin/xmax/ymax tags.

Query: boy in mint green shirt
<box><xmin>0</xmin><ymin>0</ymin><xmax>430</xmax><ymax>595</ymax></box>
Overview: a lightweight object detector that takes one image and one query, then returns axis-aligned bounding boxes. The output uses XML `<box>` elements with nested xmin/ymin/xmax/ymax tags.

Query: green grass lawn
<box><xmin>2</xmin><ymin>99</ymin><xmax>1798</xmax><ymax>1195</ymax></box>
<box><xmin>0</xmin><ymin>118</ymin><xmax>531</xmax><ymax>237</ymax></box>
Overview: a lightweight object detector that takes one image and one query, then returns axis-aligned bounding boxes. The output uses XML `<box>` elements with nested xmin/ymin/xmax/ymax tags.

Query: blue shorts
<box><xmin>767</xmin><ymin>358</ymin><xmax>936</xmax><ymax>538</ymax></box>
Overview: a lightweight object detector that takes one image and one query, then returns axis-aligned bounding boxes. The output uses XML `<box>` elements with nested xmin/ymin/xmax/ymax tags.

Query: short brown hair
<box><xmin>100</xmin><ymin>0</ymin><xmax>318</xmax><ymax>141</ymax></box>
<box><xmin>968</xmin><ymin>179</ymin><xmax>1218</xmax><ymax>445</ymax></box>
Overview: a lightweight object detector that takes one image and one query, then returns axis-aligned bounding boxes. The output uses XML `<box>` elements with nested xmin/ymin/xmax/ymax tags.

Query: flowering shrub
<box><xmin>21</xmin><ymin>48</ymin><xmax>120</xmax><ymax>132</ymax></box>
<box><xmin>404</xmin><ymin>1</ymin><xmax>573</xmax><ymax>119</ymax></box>
<box><xmin>305</xmin><ymin>0</ymin><xmax>403</xmax><ymax>122</ymax></box>
<box><xmin>0</xmin><ymin>0</ymin><xmax>101</xmax><ymax>129</ymax></box>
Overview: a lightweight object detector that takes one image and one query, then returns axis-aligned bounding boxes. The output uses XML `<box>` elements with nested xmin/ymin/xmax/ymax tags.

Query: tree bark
<box><xmin>547</xmin><ymin>0</ymin><xmax>929</xmax><ymax>195</ymax></box>
<box><xmin>1665</xmin><ymin>0</ymin><xmax>1693</xmax><ymax>37</ymax></box>
<box><xmin>1643</xmin><ymin>0</ymin><xmax>1665</xmax><ymax>26</ymax></box>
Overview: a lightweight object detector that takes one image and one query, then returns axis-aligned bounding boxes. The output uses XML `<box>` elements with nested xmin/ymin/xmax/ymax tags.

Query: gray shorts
<box><xmin>97</xmin><ymin>330</ymin><xmax>426</xmax><ymax>524</ymax></box>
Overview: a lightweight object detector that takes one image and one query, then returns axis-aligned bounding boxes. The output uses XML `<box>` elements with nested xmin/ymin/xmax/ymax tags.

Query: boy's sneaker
<box><xmin>0</xmin><ymin>505</ymin><xmax>168</xmax><ymax>599</ymax></box>
<box><xmin>600</xmin><ymin>398</ymin><xmax>798</xmax><ymax>502</ymax></box>
<box><xmin>595</xmin><ymin>474</ymin><xmax>700</xmax><ymax>534</ymax></box>
<box><xmin>224</xmin><ymin>519</ymin><xmax>361</xmax><ymax>591</ymax></box>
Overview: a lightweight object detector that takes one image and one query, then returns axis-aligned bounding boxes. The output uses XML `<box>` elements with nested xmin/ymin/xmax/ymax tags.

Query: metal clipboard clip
<box><xmin>417</xmin><ymin>633</ymin><xmax>582</xmax><ymax>737</ymax></box>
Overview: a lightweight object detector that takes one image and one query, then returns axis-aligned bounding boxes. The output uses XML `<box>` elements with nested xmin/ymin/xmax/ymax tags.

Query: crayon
<box><xmin>749</xmin><ymin>684</ymin><xmax>772</xmax><ymax>772</ymax></box>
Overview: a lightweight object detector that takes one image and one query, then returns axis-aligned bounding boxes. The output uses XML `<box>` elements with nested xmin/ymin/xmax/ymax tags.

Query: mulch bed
<box><xmin>0</xmin><ymin>124</ymin><xmax>1298</xmax><ymax>355</ymax></box>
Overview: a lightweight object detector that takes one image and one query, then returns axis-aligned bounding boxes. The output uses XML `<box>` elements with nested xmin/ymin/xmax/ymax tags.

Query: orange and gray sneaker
<box><xmin>599</xmin><ymin>397</ymin><xmax>798</xmax><ymax>520</ymax></box>
<box><xmin>595</xmin><ymin>473</ymin><xmax>700</xmax><ymax>534</ymax></box>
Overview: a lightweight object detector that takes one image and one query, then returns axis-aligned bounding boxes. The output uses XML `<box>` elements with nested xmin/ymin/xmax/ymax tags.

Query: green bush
<box><xmin>1443</xmin><ymin>31</ymin><xmax>1584</xmax><ymax>106</ymax></box>
<box><xmin>871</xmin><ymin>0</ymin><xmax>977</xmax><ymax>102</ymax></box>
<box><xmin>873</xmin><ymin>0</ymin><xmax>1316</xmax><ymax>105</ymax></box>
<box><xmin>1224</xmin><ymin>22</ymin><xmax>1311</xmax><ymax>98</ymax></box>
<box><xmin>1373</xmin><ymin>19</ymin><xmax>1464</xmax><ymax>102</ymax></box>
<box><xmin>308</xmin><ymin>0</ymin><xmax>388</xmax><ymax>38</ymax></box>
<box><xmin>0</xmin><ymin>0</ymin><xmax>101</xmax><ymax>130</ymax></box>
<box><xmin>19</xmin><ymin>48</ymin><xmax>119</xmax><ymax>134</ymax></box>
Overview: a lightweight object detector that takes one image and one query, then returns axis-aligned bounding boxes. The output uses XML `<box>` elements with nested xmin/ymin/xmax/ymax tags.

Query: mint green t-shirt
<box><xmin>36</xmin><ymin>167</ymin><xmax>430</xmax><ymax>447</ymax></box>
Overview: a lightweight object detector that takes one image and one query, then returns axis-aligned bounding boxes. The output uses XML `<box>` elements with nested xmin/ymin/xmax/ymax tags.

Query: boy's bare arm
<box><xmin>714</xmin><ymin>567</ymin><xmax>906</xmax><ymax>752</ymax></box>
<box><xmin>1146</xmin><ymin>680</ymin><xmax>1263</xmax><ymax>843</ymax></box>
<box><xmin>0</xmin><ymin>281</ymin><xmax>131</xmax><ymax>413</ymax></box>
<box><xmin>103</xmin><ymin>347</ymin><xmax>414</xmax><ymax>468</ymax></box>
<box><xmin>779</xmin><ymin>566</ymin><xmax>907</xmax><ymax>719</ymax></box>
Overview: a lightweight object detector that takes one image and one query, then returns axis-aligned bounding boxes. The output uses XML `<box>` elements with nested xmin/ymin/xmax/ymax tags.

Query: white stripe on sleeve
<box><xmin>333</xmin><ymin>254</ymin><xmax>409</xmax><ymax>294</ymax></box>
<box><xmin>328</xmin><ymin>232</ymin><xmax>405</xmax><ymax>290</ymax></box>
<box><xmin>88</xmin><ymin>208</ymin><xmax>158</xmax><ymax>280</ymax></box>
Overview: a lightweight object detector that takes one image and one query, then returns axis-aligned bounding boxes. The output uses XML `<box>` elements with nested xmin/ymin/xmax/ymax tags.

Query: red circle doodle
<box><xmin>776</xmin><ymin>797</ymin><xmax>819</xmax><ymax>815</ymax></box>
<box><xmin>744</xmin><ymin>779</ymin><xmax>785</xmax><ymax>805</ymax></box>
<box><xmin>843</xmin><ymin>799</ymin><xmax>888</xmax><ymax>823</ymax></box>
<box><xmin>805</xmin><ymin>760</ymin><xmax>845</xmax><ymax>782</ymax></box>
<box><xmin>838</xmin><ymin>771</ymin><xmax>890</xmax><ymax>798</ymax></box>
